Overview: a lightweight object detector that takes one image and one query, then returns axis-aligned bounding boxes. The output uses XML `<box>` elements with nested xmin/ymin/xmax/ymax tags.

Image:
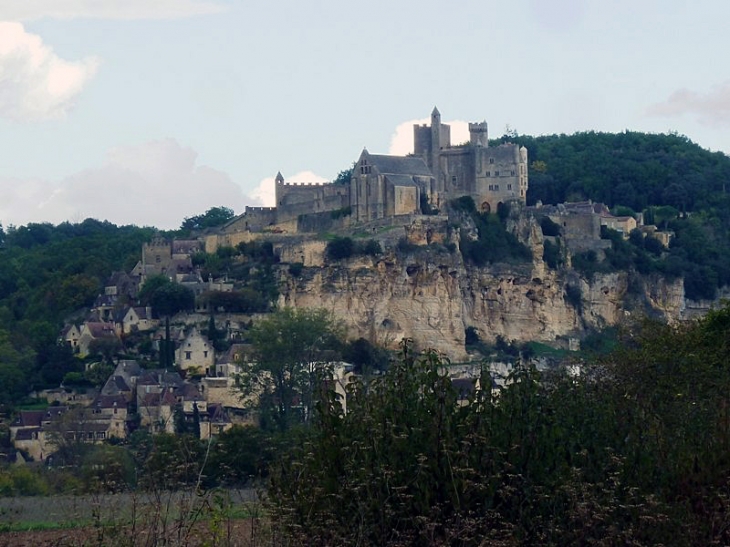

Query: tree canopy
<box><xmin>238</xmin><ymin>308</ymin><xmax>343</xmax><ymax>431</ymax></box>
<box><xmin>180</xmin><ymin>206</ymin><xmax>235</xmax><ymax>231</ymax></box>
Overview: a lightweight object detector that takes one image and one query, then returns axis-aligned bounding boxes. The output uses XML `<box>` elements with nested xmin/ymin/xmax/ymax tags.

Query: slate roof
<box><xmin>172</xmin><ymin>240</ymin><xmax>202</xmax><ymax>255</ymax></box>
<box><xmin>92</xmin><ymin>394</ymin><xmax>128</xmax><ymax>410</ymax></box>
<box><xmin>208</xmin><ymin>403</ymin><xmax>231</xmax><ymax>424</ymax></box>
<box><xmin>137</xmin><ymin>370</ymin><xmax>184</xmax><ymax>388</ymax></box>
<box><xmin>101</xmin><ymin>375</ymin><xmax>131</xmax><ymax>396</ymax></box>
<box><xmin>84</xmin><ymin>322</ymin><xmax>118</xmax><ymax>339</ymax></box>
<box><xmin>114</xmin><ymin>360</ymin><xmax>142</xmax><ymax>383</ymax></box>
<box><xmin>12</xmin><ymin>411</ymin><xmax>44</xmax><ymax>428</ymax></box>
<box><xmin>384</xmin><ymin>174</ymin><xmax>420</xmax><ymax>188</ymax></box>
<box><xmin>216</xmin><ymin>343</ymin><xmax>253</xmax><ymax>365</ymax></box>
<box><xmin>368</xmin><ymin>154</ymin><xmax>432</xmax><ymax>177</ymax></box>
<box><xmin>15</xmin><ymin>428</ymin><xmax>41</xmax><ymax>441</ymax></box>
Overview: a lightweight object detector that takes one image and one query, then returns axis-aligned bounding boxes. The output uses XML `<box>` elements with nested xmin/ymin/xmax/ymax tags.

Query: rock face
<box><xmin>277</xmin><ymin>214</ymin><xmax>686</xmax><ymax>361</ymax></box>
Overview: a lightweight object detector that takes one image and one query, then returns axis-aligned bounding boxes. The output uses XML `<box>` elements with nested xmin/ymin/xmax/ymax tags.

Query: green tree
<box><xmin>180</xmin><ymin>206</ymin><xmax>235</xmax><ymax>231</ymax></box>
<box><xmin>238</xmin><ymin>308</ymin><xmax>343</xmax><ymax>431</ymax></box>
<box><xmin>139</xmin><ymin>275</ymin><xmax>195</xmax><ymax>317</ymax></box>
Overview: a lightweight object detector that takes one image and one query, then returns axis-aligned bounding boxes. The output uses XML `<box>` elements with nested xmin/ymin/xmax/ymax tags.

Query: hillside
<box><xmin>0</xmin><ymin>130</ymin><xmax>729</xmax><ymax>409</ymax></box>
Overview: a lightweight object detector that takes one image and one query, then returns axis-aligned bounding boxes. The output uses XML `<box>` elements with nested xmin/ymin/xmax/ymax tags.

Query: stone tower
<box><xmin>469</xmin><ymin>121</ymin><xmax>489</xmax><ymax>147</ymax></box>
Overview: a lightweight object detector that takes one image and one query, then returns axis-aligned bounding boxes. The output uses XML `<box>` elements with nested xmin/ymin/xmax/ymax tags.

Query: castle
<box><xmin>226</xmin><ymin>108</ymin><xmax>528</xmax><ymax>235</ymax></box>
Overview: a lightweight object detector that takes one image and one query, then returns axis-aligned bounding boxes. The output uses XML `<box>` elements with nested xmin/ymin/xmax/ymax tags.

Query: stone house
<box><xmin>136</xmin><ymin>369</ymin><xmax>185</xmax><ymax>434</ymax></box>
<box><xmin>117</xmin><ymin>306</ymin><xmax>157</xmax><ymax>335</ymax></box>
<box><xmin>176</xmin><ymin>327</ymin><xmax>214</xmax><ymax>374</ymax></box>
<box><xmin>59</xmin><ymin>324</ymin><xmax>81</xmax><ymax>351</ymax></box>
<box><xmin>141</xmin><ymin>237</ymin><xmax>202</xmax><ymax>282</ymax></box>
<box><xmin>77</xmin><ymin>321</ymin><xmax>120</xmax><ymax>357</ymax></box>
<box><xmin>600</xmin><ymin>213</ymin><xmax>638</xmax><ymax>237</ymax></box>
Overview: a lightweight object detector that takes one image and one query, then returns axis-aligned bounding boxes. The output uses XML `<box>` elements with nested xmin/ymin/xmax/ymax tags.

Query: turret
<box><xmin>469</xmin><ymin>121</ymin><xmax>489</xmax><ymax>147</ymax></box>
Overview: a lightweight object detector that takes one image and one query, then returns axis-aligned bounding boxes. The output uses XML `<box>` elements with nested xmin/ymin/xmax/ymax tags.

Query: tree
<box><xmin>238</xmin><ymin>308</ymin><xmax>343</xmax><ymax>431</ymax></box>
<box><xmin>180</xmin><ymin>206</ymin><xmax>235</xmax><ymax>231</ymax></box>
<box><xmin>139</xmin><ymin>275</ymin><xmax>195</xmax><ymax>317</ymax></box>
<box><xmin>150</xmin><ymin>283</ymin><xmax>195</xmax><ymax>317</ymax></box>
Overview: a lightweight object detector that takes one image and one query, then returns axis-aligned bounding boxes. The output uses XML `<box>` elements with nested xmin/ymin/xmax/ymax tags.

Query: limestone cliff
<box><xmin>277</xmin><ymin>214</ymin><xmax>686</xmax><ymax>361</ymax></box>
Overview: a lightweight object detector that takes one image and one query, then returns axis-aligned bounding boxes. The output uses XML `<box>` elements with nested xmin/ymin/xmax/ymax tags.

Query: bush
<box><xmin>564</xmin><ymin>283</ymin><xmax>583</xmax><ymax>312</ymax></box>
<box><xmin>325</xmin><ymin>237</ymin><xmax>354</xmax><ymax>260</ymax></box>
<box><xmin>543</xmin><ymin>239</ymin><xmax>562</xmax><ymax>269</ymax></box>
<box><xmin>449</xmin><ymin>195</ymin><xmax>476</xmax><ymax>213</ymax></box>
<box><xmin>326</xmin><ymin>237</ymin><xmax>382</xmax><ymax>260</ymax></box>
<box><xmin>540</xmin><ymin>216</ymin><xmax>562</xmax><ymax>236</ymax></box>
<box><xmin>460</xmin><ymin>212</ymin><xmax>532</xmax><ymax>266</ymax></box>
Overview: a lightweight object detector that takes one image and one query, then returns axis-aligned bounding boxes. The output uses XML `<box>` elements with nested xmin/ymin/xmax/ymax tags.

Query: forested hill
<box><xmin>0</xmin><ymin>220</ymin><xmax>154</xmax><ymax>406</ymax></box>
<box><xmin>506</xmin><ymin>131</ymin><xmax>730</xmax><ymax>213</ymax></box>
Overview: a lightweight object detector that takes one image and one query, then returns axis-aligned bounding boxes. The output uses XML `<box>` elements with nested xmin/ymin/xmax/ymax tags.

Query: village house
<box><xmin>176</xmin><ymin>326</ymin><xmax>214</xmax><ymax>375</ymax></box>
<box><xmin>77</xmin><ymin>321</ymin><xmax>120</xmax><ymax>357</ymax></box>
<box><xmin>59</xmin><ymin>324</ymin><xmax>81</xmax><ymax>351</ymax></box>
<box><xmin>116</xmin><ymin>306</ymin><xmax>157</xmax><ymax>335</ymax></box>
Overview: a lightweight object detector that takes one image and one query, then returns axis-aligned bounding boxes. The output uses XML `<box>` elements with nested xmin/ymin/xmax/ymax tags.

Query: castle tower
<box><xmin>469</xmin><ymin>121</ymin><xmax>489</xmax><ymax>147</ymax></box>
<box><xmin>430</xmin><ymin>106</ymin><xmax>441</xmax><ymax>173</ymax></box>
<box><xmin>274</xmin><ymin>171</ymin><xmax>284</xmax><ymax>206</ymax></box>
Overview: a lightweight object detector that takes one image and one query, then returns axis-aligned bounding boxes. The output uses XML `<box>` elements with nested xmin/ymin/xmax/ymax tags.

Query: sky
<box><xmin>1</xmin><ymin>0</ymin><xmax>729</xmax><ymax>229</ymax></box>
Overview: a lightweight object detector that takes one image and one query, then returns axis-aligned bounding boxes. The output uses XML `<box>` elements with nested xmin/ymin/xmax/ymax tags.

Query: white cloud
<box><xmin>249</xmin><ymin>170</ymin><xmax>328</xmax><ymax>207</ymax></box>
<box><xmin>646</xmin><ymin>82</ymin><xmax>730</xmax><ymax>127</ymax></box>
<box><xmin>0</xmin><ymin>22</ymin><xmax>99</xmax><ymax>121</ymax></box>
<box><xmin>0</xmin><ymin>0</ymin><xmax>226</xmax><ymax>21</ymax></box>
<box><xmin>0</xmin><ymin>139</ymin><xmax>253</xmax><ymax>229</ymax></box>
<box><xmin>388</xmin><ymin>118</ymin><xmax>471</xmax><ymax>156</ymax></box>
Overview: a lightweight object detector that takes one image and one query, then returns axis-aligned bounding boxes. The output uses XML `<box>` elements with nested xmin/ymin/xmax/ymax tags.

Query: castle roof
<box><xmin>367</xmin><ymin>154</ymin><xmax>432</xmax><ymax>177</ymax></box>
<box><xmin>384</xmin><ymin>174</ymin><xmax>420</xmax><ymax>188</ymax></box>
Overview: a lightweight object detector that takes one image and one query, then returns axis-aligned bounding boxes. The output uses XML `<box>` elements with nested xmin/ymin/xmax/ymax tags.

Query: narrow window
<box><xmin>185</xmin><ymin>351</ymin><xmax>192</xmax><ymax>360</ymax></box>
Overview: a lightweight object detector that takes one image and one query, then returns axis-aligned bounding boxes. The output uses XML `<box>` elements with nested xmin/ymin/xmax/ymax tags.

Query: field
<box><xmin>0</xmin><ymin>489</ymin><xmax>268</xmax><ymax>547</ymax></box>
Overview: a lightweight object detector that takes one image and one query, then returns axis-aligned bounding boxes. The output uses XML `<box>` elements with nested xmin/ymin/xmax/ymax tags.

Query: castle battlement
<box><xmin>278</xmin><ymin>181</ymin><xmax>331</xmax><ymax>187</ymax></box>
<box><xmin>245</xmin><ymin>206</ymin><xmax>276</xmax><ymax>213</ymax></box>
<box><xmin>145</xmin><ymin>238</ymin><xmax>170</xmax><ymax>248</ymax></box>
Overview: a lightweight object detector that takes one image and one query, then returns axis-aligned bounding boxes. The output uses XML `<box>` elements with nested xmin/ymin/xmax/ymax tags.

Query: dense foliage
<box><xmin>268</xmin><ymin>308</ymin><xmax>730</xmax><ymax>545</ymax></box>
<box><xmin>236</xmin><ymin>308</ymin><xmax>344</xmax><ymax>432</ymax></box>
<box><xmin>325</xmin><ymin>237</ymin><xmax>382</xmax><ymax>260</ymax></box>
<box><xmin>451</xmin><ymin>197</ymin><xmax>532</xmax><ymax>265</ymax></box>
<box><xmin>180</xmin><ymin>206</ymin><xmax>235</xmax><ymax>232</ymax></box>
<box><xmin>0</xmin><ymin>220</ymin><xmax>154</xmax><ymax>406</ymax></box>
<box><xmin>508</xmin><ymin>131</ymin><xmax>730</xmax><ymax>211</ymax></box>
<box><xmin>507</xmin><ymin>131</ymin><xmax>730</xmax><ymax>300</ymax></box>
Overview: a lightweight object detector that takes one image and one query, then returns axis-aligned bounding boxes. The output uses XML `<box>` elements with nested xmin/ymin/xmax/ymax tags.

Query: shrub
<box><xmin>288</xmin><ymin>262</ymin><xmax>304</xmax><ymax>277</ymax></box>
<box><xmin>449</xmin><ymin>195</ymin><xmax>476</xmax><ymax>213</ymax></box>
<box><xmin>564</xmin><ymin>283</ymin><xmax>583</xmax><ymax>312</ymax></box>
<box><xmin>543</xmin><ymin>239</ymin><xmax>562</xmax><ymax>269</ymax></box>
<box><xmin>326</xmin><ymin>237</ymin><xmax>382</xmax><ymax>260</ymax></box>
<box><xmin>540</xmin><ymin>216</ymin><xmax>561</xmax><ymax>236</ymax></box>
<box><xmin>325</xmin><ymin>237</ymin><xmax>354</xmax><ymax>260</ymax></box>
